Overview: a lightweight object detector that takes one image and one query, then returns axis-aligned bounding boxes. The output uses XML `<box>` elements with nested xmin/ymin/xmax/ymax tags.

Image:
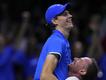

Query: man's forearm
<box><xmin>40</xmin><ymin>73</ymin><xmax>58</xmax><ymax>80</ymax></box>
<box><xmin>40</xmin><ymin>54</ymin><xmax>58</xmax><ymax>80</ymax></box>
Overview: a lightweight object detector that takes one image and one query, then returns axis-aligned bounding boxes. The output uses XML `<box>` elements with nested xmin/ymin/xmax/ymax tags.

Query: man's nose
<box><xmin>68</xmin><ymin>13</ymin><xmax>72</xmax><ymax>18</ymax></box>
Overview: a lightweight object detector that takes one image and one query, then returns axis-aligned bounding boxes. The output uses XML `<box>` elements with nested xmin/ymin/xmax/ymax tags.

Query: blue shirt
<box><xmin>98</xmin><ymin>53</ymin><xmax>106</xmax><ymax>80</ymax></box>
<box><xmin>34</xmin><ymin>30</ymin><xmax>72</xmax><ymax>80</ymax></box>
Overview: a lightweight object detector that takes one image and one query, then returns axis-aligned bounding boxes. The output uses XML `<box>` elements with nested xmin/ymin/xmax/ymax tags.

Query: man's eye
<box><xmin>62</xmin><ymin>12</ymin><xmax>67</xmax><ymax>16</ymax></box>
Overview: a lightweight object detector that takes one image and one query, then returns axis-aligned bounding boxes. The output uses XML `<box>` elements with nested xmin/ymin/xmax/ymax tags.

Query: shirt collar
<box><xmin>53</xmin><ymin>30</ymin><xmax>67</xmax><ymax>40</ymax></box>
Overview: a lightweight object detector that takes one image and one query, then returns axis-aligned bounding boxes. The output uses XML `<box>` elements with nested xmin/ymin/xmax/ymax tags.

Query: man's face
<box><xmin>69</xmin><ymin>57</ymin><xmax>92</xmax><ymax>74</ymax></box>
<box><xmin>54</xmin><ymin>10</ymin><xmax>73</xmax><ymax>29</ymax></box>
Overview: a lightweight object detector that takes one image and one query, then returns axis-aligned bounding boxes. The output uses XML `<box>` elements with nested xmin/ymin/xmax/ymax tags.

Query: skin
<box><xmin>53</xmin><ymin>10</ymin><xmax>73</xmax><ymax>38</ymax></box>
<box><xmin>40</xmin><ymin>10</ymin><xmax>73</xmax><ymax>80</ymax></box>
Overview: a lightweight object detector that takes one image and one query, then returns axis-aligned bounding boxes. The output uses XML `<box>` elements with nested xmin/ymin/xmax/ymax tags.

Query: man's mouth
<box><xmin>66</xmin><ymin>19</ymin><xmax>71</xmax><ymax>22</ymax></box>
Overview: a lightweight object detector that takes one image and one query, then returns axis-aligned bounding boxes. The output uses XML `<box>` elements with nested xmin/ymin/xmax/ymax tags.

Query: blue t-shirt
<box><xmin>98</xmin><ymin>53</ymin><xmax>106</xmax><ymax>80</ymax></box>
<box><xmin>34</xmin><ymin>30</ymin><xmax>72</xmax><ymax>80</ymax></box>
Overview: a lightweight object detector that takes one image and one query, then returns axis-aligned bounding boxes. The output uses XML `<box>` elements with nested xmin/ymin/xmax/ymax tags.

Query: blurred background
<box><xmin>0</xmin><ymin>0</ymin><xmax>106</xmax><ymax>80</ymax></box>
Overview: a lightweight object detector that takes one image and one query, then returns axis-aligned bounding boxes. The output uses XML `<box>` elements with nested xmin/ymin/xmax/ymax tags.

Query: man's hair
<box><xmin>81</xmin><ymin>58</ymin><xmax>99</xmax><ymax>80</ymax></box>
<box><xmin>47</xmin><ymin>10</ymin><xmax>65</xmax><ymax>30</ymax></box>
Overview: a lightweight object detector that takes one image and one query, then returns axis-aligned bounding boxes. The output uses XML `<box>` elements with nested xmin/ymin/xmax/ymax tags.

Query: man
<box><xmin>66</xmin><ymin>57</ymin><xmax>99</xmax><ymax>80</ymax></box>
<box><xmin>34</xmin><ymin>3</ymin><xmax>73</xmax><ymax>80</ymax></box>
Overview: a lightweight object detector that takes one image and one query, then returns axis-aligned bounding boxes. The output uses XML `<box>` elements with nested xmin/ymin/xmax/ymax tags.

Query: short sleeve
<box><xmin>47</xmin><ymin>38</ymin><xmax>64</xmax><ymax>58</ymax></box>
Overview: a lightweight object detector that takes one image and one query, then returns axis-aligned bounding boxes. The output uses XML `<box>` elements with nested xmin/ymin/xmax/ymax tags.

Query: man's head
<box><xmin>45</xmin><ymin>3</ymin><xmax>73</xmax><ymax>29</ymax></box>
<box><xmin>68</xmin><ymin>57</ymin><xmax>98</xmax><ymax>80</ymax></box>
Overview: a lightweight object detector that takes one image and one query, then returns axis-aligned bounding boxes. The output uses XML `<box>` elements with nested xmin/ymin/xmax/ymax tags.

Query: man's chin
<box><xmin>69</xmin><ymin>25</ymin><xmax>74</xmax><ymax>30</ymax></box>
<box><xmin>68</xmin><ymin>23</ymin><xmax>73</xmax><ymax>28</ymax></box>
<box><xmin>66</xmin><ymin>25</ymin><xmax>74</xmax><ymax>30</ymax></box>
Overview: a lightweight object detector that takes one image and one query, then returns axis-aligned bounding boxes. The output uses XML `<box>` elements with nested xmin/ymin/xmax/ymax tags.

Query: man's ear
<box><xmin>79</xmin><ymin>69</ymin><xmax>87</xmax><ymax>75</ymax></box>
<box><xmin>52</xmin><ymin>18</ymin><xmax>58</xmax><ymax>25</ymax></box>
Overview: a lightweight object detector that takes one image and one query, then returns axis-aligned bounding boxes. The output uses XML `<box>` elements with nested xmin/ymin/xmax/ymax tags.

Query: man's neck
<box><xmin>56</xmin><ymin>26</ymin><xmax>70</xmax><ymax>38</ymax></box>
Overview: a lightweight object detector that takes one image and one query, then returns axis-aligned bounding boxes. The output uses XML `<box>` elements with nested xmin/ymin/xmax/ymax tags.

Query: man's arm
<box><xmin>40</xmin><ymin>54</ymin><xmax>58</xmax><ymax>80</ymax></box>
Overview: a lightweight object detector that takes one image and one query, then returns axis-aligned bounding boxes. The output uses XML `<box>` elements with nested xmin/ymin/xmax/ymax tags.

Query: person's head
<box><xmin>45</xmin><ymin>3</ymin><xmax>73</xmax><ymax>30</ymax></box>
<box><xmin>69</xmin><ymin>57</ymin><xmax>99</xmax><ymax>80</ymax></box>
<box><xmin>73</xmin><ymin>41</ymin><xmax>84</xmax><ymax>57</ymax></box>
<box><xmin>88</xmin><ymin>14</ymin><xmax>102</xmax><ymax>32</ymax></box>
<box><xmin>21</xmin><ymin>11</ymin><xmax>31</xmax><ymax>21</ymax></box>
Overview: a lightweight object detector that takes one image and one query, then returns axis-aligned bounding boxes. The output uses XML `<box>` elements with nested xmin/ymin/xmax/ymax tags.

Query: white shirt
<box><xmin>65</xmin><ymin>76</ymin><xmax>79</xmax><ymax>80</ymax></box>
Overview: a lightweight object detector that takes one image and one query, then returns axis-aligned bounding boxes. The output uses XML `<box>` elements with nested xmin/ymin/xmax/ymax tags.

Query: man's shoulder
<box><xmin>47</xmin><ymin>35</ymin><xmax>64</xmax><ymax>43</ymax></box>
<box><xmin>66</xmin><ymin>76</ymin><xmax>79</xmax><ymax>80</ymax></box>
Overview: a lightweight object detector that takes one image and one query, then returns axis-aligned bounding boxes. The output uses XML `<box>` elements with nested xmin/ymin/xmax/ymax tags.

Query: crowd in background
<box><xmin>0</xmin><ymin>0</ymin><xmax>106</xmax><ymax>80</ymax></box>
